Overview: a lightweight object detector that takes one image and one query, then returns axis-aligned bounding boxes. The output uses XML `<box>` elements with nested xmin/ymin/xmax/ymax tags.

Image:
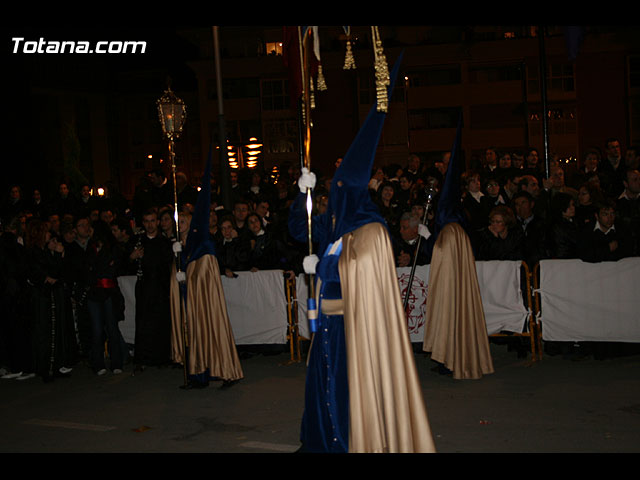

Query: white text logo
<box><xmin>11</xmin><ymin>37</ymin><xmax>147</xmax><ymax>54</ymax></box>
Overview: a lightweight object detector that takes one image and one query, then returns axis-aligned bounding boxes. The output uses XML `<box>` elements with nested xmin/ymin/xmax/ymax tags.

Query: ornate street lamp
<box><xmin>156</xmin><ymin>84</ymin><xmax>187</xmax><ymax>235</ymax></box>
<box><xmin>157</xmin><ymin>86</ymin><xmax>187</xmax><ymax>142</ymax></box>
<box><xmin>156</xmin><ymin>85</ymin><xmax>189</xmax><ymax>387</ymax></box>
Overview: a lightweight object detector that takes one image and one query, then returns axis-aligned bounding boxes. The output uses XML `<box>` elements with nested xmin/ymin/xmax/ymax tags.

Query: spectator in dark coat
<box><xmin>149</xmin><ymin>169</ymin><xmax>174</xmax><ymax>211</ymax></box>
<box><xmin>375</xmin><ymin>181</ymin><xmax>400</xmax><ymax>235</ymax></box>
<box><xmin>599</xmin><ymin>138</ymin><xmax>626</xmax><ymax>199</ymax></box>
<box><xmin>473</xmin><ymin>205</ymin><xmax>524</xmax><ymax>261</ymax></box>
<box><xmin>546</xmin><ymin>192</ymin><xmax>579</xmax><ymax>259</ymax></box>
<box><xmin>392</xmin><ymin>212</ymin><xmax>432</xmax><ymax>267</ymax></box>
<box><xmin>461</xmin><ymin>171</ymin><xmax>487</xmax><ymax>233</ymax></box>
<box><xmin>246</xmin><ymin>212</ymin><xmax>287</xmax><ymax>272</ymax></box>
<box><xmin>0</xmin><ymin>185</ymin><xmax>26</xmax><ymax>225</ymax></box>
<box><xmin>513</xmin><ymin>191</ymin><xmax>548</xmax><ymax>266</ymax></box>
<box><xmin>577</xmin><ymin>199</ymin><xmax>634</xmax><ymax>262</ymax></box>
<box><xmin>615</xmin><ymin>168</ymin><xmax>640</xmax><ymax>256</ymax></box>
<box><xmin>215</xmin><ymin>216</ymin><xmax>250</xmax><ymax>277</ymax></box>
<box><xmin>575</xmin><ymin>182</ymin><xmax>602</xmax><ymax>230</ymax></box>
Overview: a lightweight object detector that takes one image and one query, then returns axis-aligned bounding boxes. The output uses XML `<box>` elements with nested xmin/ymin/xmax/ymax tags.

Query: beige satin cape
<box><xmin>422</xmin><ymin>222</ymin><xmax>494</xmax><ymax>380</ymax></box>
<box><xmin>170</xmin><ymin>254</ymin><xmax>244</xmax><ymax>381</ymax></box>
<box><xmin>339</xmin><ymin>222</ymin><xmax>436</xmax><ymax>453</ymax></box>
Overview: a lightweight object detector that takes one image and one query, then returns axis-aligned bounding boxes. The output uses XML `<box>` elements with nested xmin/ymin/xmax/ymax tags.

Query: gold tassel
<box><xmin>310</xmin><ymin>78</ymin><xmax>316</xmax><ymax>110</ymax></box>
<box><xmin>317</xmin><ymin>64</ymin><xmax>327</xmax><ymax>91</ymax></box>
<box><xmin>371</xmin><ymin>26</ymin><xmax>390</xmax><ymax>113</ymax></box>
<box><xmin>343</xmin><ymin>38</ymin><xmax>356</xmax><ymax>70</ymax></box>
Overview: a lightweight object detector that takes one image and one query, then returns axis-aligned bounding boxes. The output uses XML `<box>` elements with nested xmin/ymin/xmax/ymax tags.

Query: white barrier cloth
<box><xmin>474</xmin><ymin>261</ymin><xmax>530</xmax><ymax>336</ymax></box>
<box><xmin>538</xmin><ymin>258</ymin><xmax>640</xmax><ymax>342</ymax></box>
<box><xmin>220</xmin><ymin>270</ymin><xmax>288</xmax><ymax>344</ymax></box>
<box><xmin>118</xmin><ymin>261</ymin><xmax>529</xmax><ymax>346</ymax></box>
<box><xmin>397</xmin><ymin>261</ymin><xmax>528</xmax><ymax>341</ymax></box>
<box><xmin>118</xmin><ymin>271</ymin><xmax>289</xmax><ymax>345</ymax></box>
<box><xmin>298</xmin><ymin>261</ymin><xmax>528</xmax><ymax>343</ymax></box>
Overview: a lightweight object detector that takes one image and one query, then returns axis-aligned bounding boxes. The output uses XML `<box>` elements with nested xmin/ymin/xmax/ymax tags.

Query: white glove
<box><xmin>176</xmin><ymin>271</ymin><xmax>186</xmax><ymax>283</ymax></box>
<box><xmin>298</xmin><ymin>167</ymin><xmax>316</xmax><ymax>193</ymax></box>
<box><xmin>303</xmin><ymin>254</ymin><xmax>319</xmax><ymax>275</ymax></box>
<box><xmin>172</xmin><ymin>241</ymin><xmax>182</xmax><ymax>253</ymax></box>
<box><xmin>417</xmin><ymin>223</ymin><xmax>431</xmax><ymax>241</ymax></box>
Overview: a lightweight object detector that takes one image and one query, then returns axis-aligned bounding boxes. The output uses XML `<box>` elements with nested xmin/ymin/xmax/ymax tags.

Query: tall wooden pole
<box><xmin>538</xmin><ymin>25</ymin><xmax>551</xmax><ymax>179</ymax></box>
<box><xmin>300</xmin><ymin>27</ymin><xmax>317</xmax><ymax>333</ymax></box>
<box><xmin>213</xmin><ymin>26</ymin><xmax>232</xmax><ymax>210</ymax></box>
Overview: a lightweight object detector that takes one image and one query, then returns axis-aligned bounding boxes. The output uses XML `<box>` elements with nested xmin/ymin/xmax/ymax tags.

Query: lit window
<box><xmin>265</xmin><ymin>42</ymin><xmax>283</xmax><ymax>56</ymax></box>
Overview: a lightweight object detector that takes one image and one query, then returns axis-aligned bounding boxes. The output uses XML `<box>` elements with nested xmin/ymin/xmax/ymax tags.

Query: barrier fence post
<box><xmin>284</xmin><ymin>274</ymin><xmax>303</xmax><ymax>364</ymax></box>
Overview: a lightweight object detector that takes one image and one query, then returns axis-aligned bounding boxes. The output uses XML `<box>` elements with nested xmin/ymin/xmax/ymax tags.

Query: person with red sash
<box><xmin>86</xmin><ymin>220</ymin><xmax>127</xmax><ymax>375</ymax></box>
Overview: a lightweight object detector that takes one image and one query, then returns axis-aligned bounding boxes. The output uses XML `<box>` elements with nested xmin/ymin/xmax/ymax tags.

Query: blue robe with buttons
<box><xmin>288</xmin><ymin>52</ymin><xmax>405</xmax><ymax>453</ymax></box>
<box><xmin>289</xmin><ymin>193</ymin><xmax>349</xmax><ymax>453</ymax></box>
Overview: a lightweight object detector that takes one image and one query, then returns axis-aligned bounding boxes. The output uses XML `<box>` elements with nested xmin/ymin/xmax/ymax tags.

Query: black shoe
<box><xmin>431</xmin><ymin>363</ymin><xmax>452</xmax><ymax>376</ymax></box>
<box><xmin>181</xmin><ymin>379</ymin><xmax>209</xmax><ymax>390</ymax></box>
<box><xmin>220</xmin><ymin>379</ymin><xmax>240</xmax><ymax>389</ymax></box>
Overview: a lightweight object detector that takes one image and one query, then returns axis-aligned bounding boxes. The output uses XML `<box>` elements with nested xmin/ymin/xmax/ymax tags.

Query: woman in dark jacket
<box><xmin>25</xmin><ymin>219</ymin><xmax>77</xmax><ymax>382</ymax></box>
<box><xmin>575</xmin><ymin>182</ymin><xmax>603</xmax><ymax>230</ymax></box>
<box><xmin>246</xmin><ymin>213</ymin><xmax>283</xmax><ymax>272</ymax></box>
<box><xmin>462</xmin><ymin>171</ymin><xmax>489</xmax><ymax>233</ymax></box>
<box><xmin>547</xmin><ymin>193</ymin><xmax>579</xmax><ymax>259</ymax></box>
<box><xmin>474</xmin><ymin>205</ymin><xmax>524</xmax><ymax>261</ymax></box>
<box><xmin>85</xmin><ymin>221</ymin><xmax>126</xmax><ymax>375</ymax></box>
<box><xmin>375</xmin><ymin>181</ymin><xmax>400</xmax><ymax>235</ymax></box>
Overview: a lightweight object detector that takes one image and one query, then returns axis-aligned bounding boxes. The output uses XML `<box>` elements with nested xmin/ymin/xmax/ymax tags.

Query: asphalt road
<box><xmin>1</xmin><ymin>341</ymin><xmax>639</xmax><ymax>455</ymax></box>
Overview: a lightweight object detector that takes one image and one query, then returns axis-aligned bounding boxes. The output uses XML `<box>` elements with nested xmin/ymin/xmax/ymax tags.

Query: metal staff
<box><xmin>299</xmin><ymin>26</ymin><xmax>318</xmax><ymax>333</ymax></box>
<box><xmin>169</xmin><ymin>138</ymin><xmax>190</xmax><ymax>388</ymax></box>
<box><xmin>403</xmin><ymin>184</ymin><xmax>436</xmax><ymax>313</ymax></box>
<box><xmin>157</xmin><ymin>86</ymin><xmax>189</xmax><ymax>387</ymax></box>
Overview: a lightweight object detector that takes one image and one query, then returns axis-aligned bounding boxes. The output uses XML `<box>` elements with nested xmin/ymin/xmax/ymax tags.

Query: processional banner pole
<box><xmin>299</xmin><ymin>26</ymin><xmax>318</xmax><ymax>333</ymax></box>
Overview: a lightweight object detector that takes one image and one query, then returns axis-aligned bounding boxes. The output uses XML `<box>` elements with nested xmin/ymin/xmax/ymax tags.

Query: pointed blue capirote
<box><xmin>323</xmin><ymin>51</ymin><xmax>404</xmax><ymax>251</ymax></box>
<box><xmin>434</xmin><ymin>114</ymin><xmax>467</xmax><ymax>234</ymax></box>
<box><xmin>184</xmin><ymin>143</ymin><xmax>216</xmax><ymax>265</ymax></box>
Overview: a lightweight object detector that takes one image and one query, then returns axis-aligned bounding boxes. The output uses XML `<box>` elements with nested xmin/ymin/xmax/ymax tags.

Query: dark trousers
<box><xmin>87</xmin><ymin>297</ymin><xmax>125</xmax><ymax>372</ymax></box>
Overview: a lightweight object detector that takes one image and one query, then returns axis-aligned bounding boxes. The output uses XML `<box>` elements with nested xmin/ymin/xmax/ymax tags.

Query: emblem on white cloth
<box><xmin>397</xmin><ymin>272</ymin><xmax>428</xmax><ymax>334</ymax></box>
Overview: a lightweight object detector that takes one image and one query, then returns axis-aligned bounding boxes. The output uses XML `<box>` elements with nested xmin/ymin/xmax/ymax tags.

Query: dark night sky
<box><xmin>2</xmin><ymin>25</ymin><xmax>199</xmax><ymax>195</ymax></box>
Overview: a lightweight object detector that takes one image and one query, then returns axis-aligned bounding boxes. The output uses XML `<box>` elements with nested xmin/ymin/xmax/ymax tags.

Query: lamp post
<box><xmin>157</xmin><ymin>85</ymin><xmax>187</xmax><ymax>234</ymax></box>
<box><xmin>156</xmin><ymin>84</ymin><xmax>189</xmax><ymax>387</ymax></box>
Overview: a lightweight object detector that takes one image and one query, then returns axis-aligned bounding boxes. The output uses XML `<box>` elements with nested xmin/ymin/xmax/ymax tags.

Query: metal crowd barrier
<box><xmin>283</xmin><ymin>275</ymin><xmax>305</xmax><ymax>364</ymax></box>
<box><xmin>488</xmin><ymin>261</ymin><xmax>542</xmax><ymax>362</ymax></box>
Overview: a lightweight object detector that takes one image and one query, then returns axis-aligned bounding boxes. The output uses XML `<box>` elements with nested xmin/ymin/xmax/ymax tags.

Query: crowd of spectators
<box><xmin>1</xmin><ymin>137</ymin><xmax>639</xmax><ymax>379</ymax></box>
<box><xmin>0</xmin><ymin>163</ymin><xmax>312</xmax><ymax>382</ymax></box>
<box><xmin>371</xmin><ymin>139</ymin><xmax>639</xmax><ymax>269</ymax></box>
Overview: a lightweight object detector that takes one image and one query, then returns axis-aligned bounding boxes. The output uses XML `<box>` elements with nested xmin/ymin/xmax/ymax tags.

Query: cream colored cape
<box><xmin>170</xmin><ymin>254</ymin><xmax>244</xmax><ymax>381</ymax></box>
<box><xmin>339</xmin><ymin>222</ymin><xmax>436</xmax><ymax>453</ymax></box>
<box><xmin>422</xmin><ymin>222</ymin><xmax>494</xmax><ymax>380</ymax></box>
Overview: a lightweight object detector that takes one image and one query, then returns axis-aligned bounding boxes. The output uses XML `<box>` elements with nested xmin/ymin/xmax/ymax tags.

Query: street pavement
<box><xmin>1</xmin><ymin>341</ymin><xmax>639</xmax><ymax>454</ymax></box>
